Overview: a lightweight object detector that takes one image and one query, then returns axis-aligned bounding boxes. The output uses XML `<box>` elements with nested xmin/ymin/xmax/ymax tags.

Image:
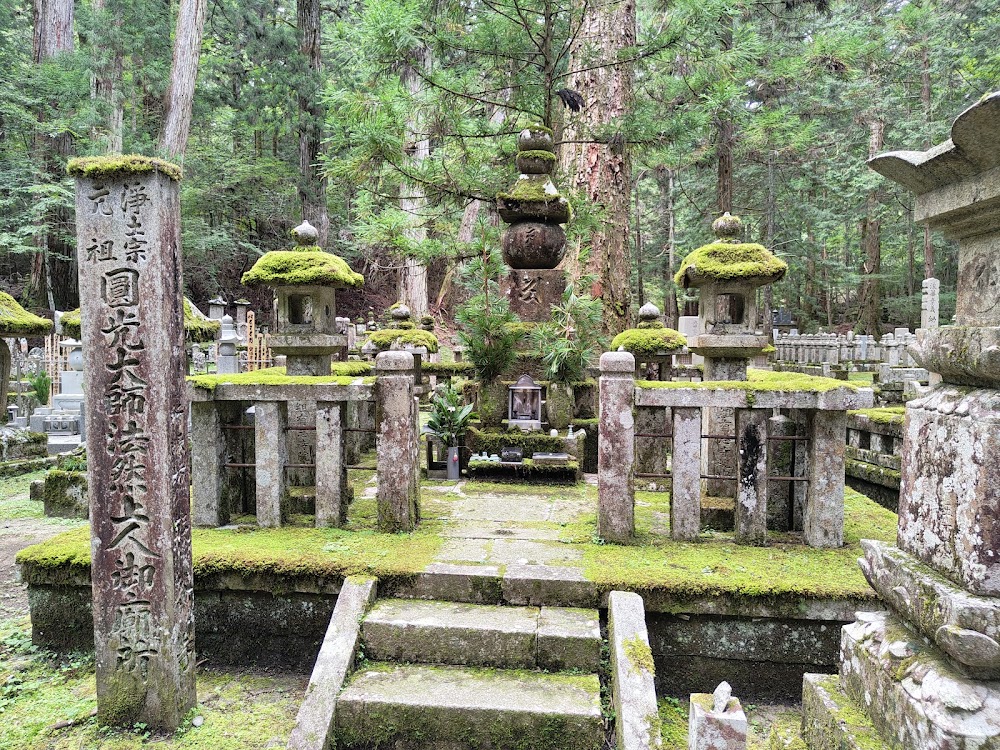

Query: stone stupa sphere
<box><xmin>712</xmin><ymin>212</ymin><xmax>743</xmax><ymax>240</ymax></box>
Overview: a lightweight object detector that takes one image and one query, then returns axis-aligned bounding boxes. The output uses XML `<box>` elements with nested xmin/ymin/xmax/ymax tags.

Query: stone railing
<box><xmin>844</xmin><ymin>408</ymin><xmax>903</xmax><ymax>510</ymax></box>
<box><xmin>774</xmin><ymin>329</ymin><xmax>919</xmax><ymax>368</ymax></box>
<box><xmin>597</xmin><ymin>351</ymin><xmax>873</xmax><ymax>548</ymax></box>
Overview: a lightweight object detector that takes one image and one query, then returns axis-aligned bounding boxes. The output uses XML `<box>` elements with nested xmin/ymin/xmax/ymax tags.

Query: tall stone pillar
<box><xmin>375</xmin><ymin>351</ymin><xmax>419</xmax><ymax>532</ymax></box>
<box><xmin>315</xmin><ymin>400</ymin><xmax>347</xmax><ymax>527</ymax></box>
<box><xmin>670</xmin><ymin>406</ymin><xmax>702</xmax><ymax>541</ymax></box>
<box><xmin>70</xmin><ymin>156</ymin><xmax>195</xmax><ymax>729</ymax></box>
<box><xmin>920</xmin><ymin>277</ymin><xmax>940</xmax><ymax>330</ymax></box>
<box><xmin>803</xmin><ymin>410</ymin><xmax>846</xmax><ymax>548</ymax></box>
<box><xmin>598</xmin><ymin>351</ymin><xmax>635</xmax><ymax>543</ymax></box>
<box><xmin>734</xmin><ymin>408</ymin><xmax>768</xmax><ymax>546</ymax></box>
<box><xmin>191</xmin><ymin>401</ymin><xmax>227</xmax><ymax>527</ymax></box>
<box><xmin>254</xmin><ymin>400</ymin><xmax>288</xmax><ymax>528</ymax></box>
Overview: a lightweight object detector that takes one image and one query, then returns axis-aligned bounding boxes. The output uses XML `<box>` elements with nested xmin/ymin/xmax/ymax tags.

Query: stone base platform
<box><xmin>801</xmin><ymin>672</ymin><xmax>892</xmax><ymax>750</ymax></box>
<box><xmin>838</xmin><ymin>611</ymin><xmax>1000</xmax><ymax>749</ymax></box>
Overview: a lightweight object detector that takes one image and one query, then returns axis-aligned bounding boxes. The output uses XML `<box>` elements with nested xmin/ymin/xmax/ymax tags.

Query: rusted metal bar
<box><xmin>223</xmin><ymin>463</ymin><xmax>256</xmax><ymax>468</ymax></box>
<box><xmin>700</xmin><ymin>474</ymin><xmax>737</xmax><ymax>481</ymax></box>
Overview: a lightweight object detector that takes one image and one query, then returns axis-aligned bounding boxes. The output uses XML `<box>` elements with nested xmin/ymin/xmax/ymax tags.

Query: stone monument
<box><xmin>69</xmin><ymin>155</ymin><xmax>195</xmax><ymax>728</ymax></box>
<box><xmin>675</xmin><ymin>214</ymin><xmax>786</xmax><ymax>498</ymax></box>
<box><xmin>497</xmin><ymin>125</ymin><xmax>572</xmax><ymax>322</ymax></box>
<box><xmin>920</xmin><ymin>276</ymin><xmax>940</xmax><ymax>330</ymax></box>
<box><xmin>801</xmin><ymin>91</ymin><xmax>1000</xmax><ymax>748</ymax></box>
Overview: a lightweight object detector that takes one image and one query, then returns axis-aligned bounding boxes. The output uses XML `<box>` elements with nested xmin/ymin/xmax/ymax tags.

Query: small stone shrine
<box><xmin>675</xmin><ymin>213</ymin><xmax>787</xmax><ymax>498</ymax></box>
<box><xmin>69</xmin><ymin>155</ymin><xmax>195</xmax><ymax>729</ymax></box>
<box><xmin>497</xmin><ymin>125</ymin><xmax>572</xmax><ymax>322</ymax></box>
<box><xmin>801</xmin><ymin>91</ymin><xmax>1000</xmax><ymax>748</ymax></box>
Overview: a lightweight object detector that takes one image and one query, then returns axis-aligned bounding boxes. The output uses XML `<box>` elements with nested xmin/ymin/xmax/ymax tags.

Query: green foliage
<box><xmin>530</xmin><ymin>284</ymin><xmax>606</xmax><ymax>383</ymax></box>
<box><xmin>24</xmin><ymin>371</ymin><xmax>51</xmax><ymax>406</ymax></box>
<box><xmin>456</xmin><ymin>249</ymin><xmax>520</xmax><ymax>382</ymax></box>
<box><xmin>425</xmin><ymin>384</ymin><xmax>474</xmax><ymax>447</ymax></box>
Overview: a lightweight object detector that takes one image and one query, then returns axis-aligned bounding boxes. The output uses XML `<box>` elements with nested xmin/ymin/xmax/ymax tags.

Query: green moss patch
<box><xmin>423</xmin><ymin>361</ymin><xmax>474</xmax><ymax>376</ymax></box>
<box><xmin>638</xmin><ymin>369</ymin><xmax>861</xmax><ymax>394</ymax></box>
<box><xmin>330</xmin><ymin>361</ymin><xmax>374</xmax><ymax>376</ymax></box>
<box><xmin>187</xmin><ymin>366</ymin><xmax>372</xmax><ymax>392</ymax></box>
<box><xmin>62</xmin><ymin>298</ymin><xmax>222</xmax><ymax>343</ymax></box>
<box><xmin>611</xmin><ymin>327</ymin><xmax>686</xmax><ymax>355</ymax></box>
<box><xmin>241</xmin><ymin>250</ymin><xmax>364</xmax><ymax>288</ymax></box>
<box><xmin>622</xmin><ymin>635</ymin><xmax>655</xmax><ymax>674</ymax></box>
<box><xmin>518</xmin><ymin>149</ymin><xmax>556</xmax><ymax>162</ymax></box>
<box><xmin>675</xmin><ymin>241</ymin><xmax>787</xmax><ymax>287</ymax></box>
<box><xmin>497</xmin><ymin>175</ymin><xmax>565</xmax><ymax>202</ymax></box>
<box><xmin>582</xmin><ymin>488</ymin><xmax>896</xmax><ymax>600</ymax></box>
<box><xmin>67</xmin><ymin>154</ymin><xmax>182</xmax><ymax>182</ymax></box>
<box><xmin>368</xmin><ymin>328</ymin><xmax>440</xmax><ymax>353</ymax></box>
<box><xmin>848</xmin><ymin>407</ymin><xmax>904</xmax><ymax>425</ymax></box>
<box><xmin>0</xmin><ymin>292</ymin><xmax>52</xmax><ymax>336</ymax></box>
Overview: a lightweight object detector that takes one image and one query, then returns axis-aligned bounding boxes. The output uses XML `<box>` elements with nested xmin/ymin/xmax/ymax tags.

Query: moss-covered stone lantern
<box><xmin>610</xmin><ymin>302</ymin><xmax>687</xmax><ymax>380</ymax></box>
<box><xmin>0</xmin><ymin>291</ymin><xmax>53</xmax><ymax>423</ymax></box>
<box><xmin>675</xmin><ymin>213</ymin><xmax>787</xmax><ymax>381</ymax></box>
<box><xmin>241</xmin><ymin>220</ymin><xmax>364</xmax><ymax>376</ymax></box>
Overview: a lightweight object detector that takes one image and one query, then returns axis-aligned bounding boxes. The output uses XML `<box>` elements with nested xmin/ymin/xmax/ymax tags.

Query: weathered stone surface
<box><xmin>334</xmin><ymin>663</ymin><xmax>603</xmax><ymax>750</ymax></box>
<box><xmin>688</xmin><ymin>684</ymin><xmax>747</xmax><ymax>750</ymax></box>
<box><xmin>859</xmin><ymin>540</ymin><xmax>1000</xmax><ymax>679</ymax></box>
<box><xmin>502</xmin><ymin>268</ymin><xmax>567</xmax><ymax>323</ymax></box>
<box><xmin>671</xmin><ymin>407</ymin><xmax>702</xmax><ymax>540</ymax></box>
<box><xmin>598</xmin><ymin>351</ymin><xmax>635</xmax><ymax>543</ymax></box>
<box><xmin>502</xmin><ymin>564</ymin><xmax>599</xmax><ymax>608</ymax></box>
<box><xmin>635</xmin><ymin>405</ymin><xmax>669</xmax><ymax>489</ymax></box>
<box><xmin>840</xmin><ymin>611</ymin><xmax>1000</xmax><ymax>750</ymax></box>
<box><xmin>609</xmin><ymin>591</ymin><xmax>661</xmax><ymax>750</ymax></box>
<box><xmin>315</xmin><ymin>400</ymin><xmax>347</xmax><ymax>527</ymax></box>
<box><xmin>898</xmin><ymin>385</ymin><xmax>1000</xmax><ymax>595</ymax></box>
<box><xmin>73</xmin><ymin>161</ymin><xmax>195</xmax><ymax>728</ymax></box>
<box><xmin>735</xmin><ymin>408</ymin><xmax>768</xmax><ymax>546</ymax></box>
<box><xmin>254</xmin><ymin>400</ymin><xmax>288</xmax><ymax>528</ymax></box>
<box><xmin>537</xmin><ymin>606</ymin><xmax>601</xmax><ymax>672</ymax></box>
<box><xmin>288</xmin><ymin>577</ymin><xmax>376</xmax><ymax>750</ymax></box>
<box><xmin>921</xmin><ymin>277</ymin><xmax>940</xmax><ymax>330</ymax></box>
<box><xmin>191</xmin><ymin>401</ymin><xmax>226</xmax><ymax>527</ymax></box>
<box><xmin>912</xmin><ymin>325</ymin><xmax>1000</xmax><ymax>387</ymax></box>
<box><xmin>385</xmin><ymin>563</ymin><xmax>504</xmax><ymax>604</ymax></box>
<box><xmin>634</xmin><ymin>385</ymin><xmax>873</xmax><ymax>410</ymax></box>
<box><xmin>375</xmin><ymin>351</ymin><xmax>419</xmax><ymax>532</ymax></box>
<box><xmin>804</xmin><ymin>410</ymin><xmax>845</xmax><ymax>548</ymax></box>
<box><xmin>800</xmin><ymin>673</ymin><xmax>893</xmax><ymax>750</ymax></box>
<box><xmin>362</xmin><ymin>599</ymin><xmax>539</xmax><ymax>669</ymax></box>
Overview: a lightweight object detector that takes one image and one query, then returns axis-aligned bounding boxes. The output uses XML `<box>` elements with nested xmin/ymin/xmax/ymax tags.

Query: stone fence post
<box><xmin>375</xmin><ymin>351</ymin><xmax>419</xmax><ymax>532</ymax></box>
<box><xmin>598</xmin><ymin>351</ymin><xmax>635</xmax><ymax>543</ymax></box>
<box><xmin>71</xmin><ymin>156</ymin><xmax>195</xmax><ymax>728</ymax></box>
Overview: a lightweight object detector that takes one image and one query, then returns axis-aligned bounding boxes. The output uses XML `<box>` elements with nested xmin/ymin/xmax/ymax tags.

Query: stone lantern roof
<box><xmin>675</xmin><ymin>213</ymin><xmax>787</xmax><ymax>290</ymax></box>
<box><xmin>0</xmin><ymin>292</ymin><xmax>52</xmax><ymax>337</ymax></box>
<box><xmin>241</xmin><ymin>221</ymin><xmax>364</xmax><ymax>289</ymax></box>
<box><xmin>59</xmin><ymin>298</ymin><xmax>219</xmax><ymax>343</ymax></box>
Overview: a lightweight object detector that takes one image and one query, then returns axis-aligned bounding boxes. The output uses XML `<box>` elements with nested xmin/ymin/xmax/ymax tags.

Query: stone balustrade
<box><xmin>844</xmin><ymin>409</ymin><xmax>903</xmax><ymax>510</ymax></box>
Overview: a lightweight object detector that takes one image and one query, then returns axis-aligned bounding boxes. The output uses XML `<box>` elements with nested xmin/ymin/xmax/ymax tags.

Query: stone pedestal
<box><xmin>71</xmin><ymin>157</ymin><xmax>195</xmax><ymax>729</ymax></box>
<box><xmin>598</xmin><ymin>352</ymin><xmax>635</xmax><ymax>543</ymax></box>
<box><xmin>502</xmin><ymin>268</ymin><xmax>567</xmax><ymax>323</ymax></box>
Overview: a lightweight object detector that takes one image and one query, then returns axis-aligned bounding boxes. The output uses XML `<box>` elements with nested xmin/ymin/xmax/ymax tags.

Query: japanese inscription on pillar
<box><xmin>71</xmin><ymin>157</ymin><xmax>195</xmax><ymax>729</ymax></box>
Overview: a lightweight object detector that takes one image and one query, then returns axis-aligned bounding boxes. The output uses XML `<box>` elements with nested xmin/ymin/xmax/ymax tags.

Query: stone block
<box><xmin>537</xmin><ymin>606</ymin><xmax>601</xmax><ymax>672</ymax></box>
<box><xmin>598</xmin><ymin>351</ymin><xmax>636</xmax><ymax>543</ymax></box>
<box><xmin>688</xmin><ymin>683</ymin><xmax>747</xmax><ymax>750</ymax></box>
<box><xmin>502</xmin><ymin>563</ymin><xmax>599</xmax><ymax>608</ymax></box>
<box><xmin>609</xmin><ymin>591</ymin><xmax>661</xmax><ymax>750</ymax></box>
<box><xmin>898</xmin><ymin>386</ymin><xmax>1000</xmax><ymax>595</ymax></box>
<box><xmin>800</xmin><ymin>673</ymin><xmax>893</xmax><ymax>750</ymax></box>
<box><xmin>840</xmin><ymin>611</ymin><xmax>1000</xmax><ymax>750</ymax></box>
<box><xmin>502</xmin><ymin>268</ymin><xmax>567</xmax><ymax>323</ymax></box>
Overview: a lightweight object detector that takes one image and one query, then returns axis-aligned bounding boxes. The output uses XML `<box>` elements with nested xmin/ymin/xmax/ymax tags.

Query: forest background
<box><xmin>1</xmin><ymin>0</ymin><xmax>998</xmax><ymax>337</ymax></box>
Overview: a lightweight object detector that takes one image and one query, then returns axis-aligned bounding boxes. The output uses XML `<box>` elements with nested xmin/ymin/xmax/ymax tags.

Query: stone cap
<box><xmin>869</xmin><ymin>91</ymin><xmax>1000</xmax><ymax>196</ymax></box>
<box><xmin>67</xmin><ymin>154</ymin><xmax>182</xmax><ymax>182</ymax></box>
<box><xmin>601</xmin><ymin>351</ymin><xmax>636</xmax><ymax>374</ymax></box>
<box><xmin>375</xmin><ymin>350</ymin><xmax>415</xmax><ymax>373</ymax></box>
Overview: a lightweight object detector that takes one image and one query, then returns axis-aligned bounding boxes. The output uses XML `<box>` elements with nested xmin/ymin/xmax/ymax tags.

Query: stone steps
<box><xmin>800</xmin><ymin>673</ymin><xmax>895</xmax><ymax>750</ymax></box>
<box><xmin>361</xmin><ymin>598</ymin><xmax>601</xmax><ymax>671</ymax></box>
<box><xmin>334</xmin><ymin>662</ymin><xmax>605</xmax><ymax>750</ymax></box>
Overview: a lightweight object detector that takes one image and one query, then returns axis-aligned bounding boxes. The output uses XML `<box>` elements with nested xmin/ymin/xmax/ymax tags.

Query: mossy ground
<box><xmin>848</xmin><ymin>406</ymin><xmax>905</xmax><ymax>425</ymax></box>
<box><xmin>0</xmin><ymin>617</ymin><xmax>304</xmax><ymax>750</ymax></box>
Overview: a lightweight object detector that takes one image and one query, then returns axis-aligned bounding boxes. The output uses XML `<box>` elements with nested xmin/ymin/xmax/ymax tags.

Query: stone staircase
<box><xmin>335</xmin><ymin>598</ymin><xmax>605</xmax><ymax>749</ymax></box>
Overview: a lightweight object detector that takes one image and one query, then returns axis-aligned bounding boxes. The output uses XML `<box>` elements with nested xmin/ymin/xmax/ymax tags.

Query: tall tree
<box><xmin>159</xmin><ymin>0</ymin><xmax>207</xmax><ymax>159</ymax></box>
<box><xmin>559</xmin><ymin>0</ymin><xmax>637</xmax><ymax>334</ymax></box>
<box><xmin>856</xmin><ymin>115</ymin><xmax>885</xmax><ymax>336</ymax></box>
<box><xmin>399</xmin><ymin>44</ymin><xmax>431</xmax><ymax>314</ymax></box>
<box><xmin>297</xmin><ymin>0</ymin><xmax>330</xmax><ymax>246</ymax></box>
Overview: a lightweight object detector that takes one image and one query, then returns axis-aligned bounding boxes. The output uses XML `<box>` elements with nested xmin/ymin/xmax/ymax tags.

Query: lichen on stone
<box><xmin>0</xmin><ymin>292</ymin><xmax>52</xmax><ymax>336</ymax></box>
<box><xmin>67</xmin><ymin>154</ymin><xmax>182</xmax><ymax>182</ymax></box>
<box><xmin>367</xmin><ymin>328</ymin><xmax>439</xmax><ymax>353</ymax></box>
<box><xmin>675</xmin><ymin>241</ymin><xmax>788</xmax><ymax>287</ymax></box>
<box><xmin>241</xmin><ymin>250</ymin><xmax>364</xmax><ymax>288</ymax></box>
<box><xmin>611</xmin><ymin>327</ymin><xmax>686</xmax><ymax>355</ymax></box>
<box><xmin>622</xmin><ymin>635</ymin><xmax>656</xmax><ymax>675</ymax></box>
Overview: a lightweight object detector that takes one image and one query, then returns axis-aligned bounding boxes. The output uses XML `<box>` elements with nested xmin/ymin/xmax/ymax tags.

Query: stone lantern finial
<box><xmin>711</xmin><ymin>212</ymin><xmax>743</xmax><ymax>241</ymax></box>
<box><xmin>291</xmin><ymin>220</ymin><xmax>319</xmax><ymax>246</ymax></box>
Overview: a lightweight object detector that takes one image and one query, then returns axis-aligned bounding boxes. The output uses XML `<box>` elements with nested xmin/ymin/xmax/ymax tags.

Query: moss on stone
<box><xmin>675</xmin><ymin>241</ymin><xmax>788</xmax><ymax>287</ymax></box>
<box><xmin>611</xmin><ymin>327</ymin><xmax>686</xmax><ymax>355</ymax></box>
<box><xmin>423</xmin><ymin>361</ymin><xmax>474</xmax><ymax>376</ymax></box>
<box><xmin>241</xmin><ymin>250</ymin><xmax>364</xmax><ymax>288</ymax></box>
<box><xmin>506</xmin><ymin>321</ymin><xmax>540</xmax><ymax>338</ymax></box>
<box><xmin>622</xmin><ymin>635</ymin><xmax>655</xmax><ymax>675</ymax></box>
<box><xmin>58</xmin><ymin>308</ymin><xmax>81</xmax><ymax>339</ymax></box>
<box><xmin>518</xmin><ymin>149</ymin><xmax>557</xmax><ymax>162</ymax></box>
<box><xmin>638</xmin><ymin>368</ymin><xmax>861</xmax><ymax>394</ymax></box>
<box><xmin>636</xmin><ymin>320</ymin><xmax>665</xmax><ymax>330</ymax></box>
<box><xmin>0</xmin><ymin>292</ymin><xmax>52</xmax><ymax>336</ymax></box>
<box><xmin>187</xmin><ymin>366</ymin><xmax>372</xmax><ymax>392</ymax></box>
<box><xmin>523</xmin><ymin>124</ymin><xmax>554</xmax><ymax>136</ymax></box>
<box><xmin>67</xmin><ymin>154</ymin><xmax>181</xmax><ymax>182</ymax></box>
<box><xmin>330</xmin><ymin>361</ymin><xmax>374</xmax><ymax>376</ymax></box>
<box><xmin>848</xmin><ymin>407</ymin><xmax>905</xmax><ymax>426</ymax></box>
<box><xmin>367</xmin><ymin>328</ymin><xmax>440</xmax><ymax>353</ymax></box>
<box><xmin>497</xmin><ymin>175</ymin><xmax>565</xmax><ymax>202</ymax></box>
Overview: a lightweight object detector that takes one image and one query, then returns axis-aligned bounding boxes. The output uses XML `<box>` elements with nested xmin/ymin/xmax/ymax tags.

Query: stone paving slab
<box><xmin>335</xmin><ymin>663</ymin><xmax>604</xmax><ymax>750</ymax></box>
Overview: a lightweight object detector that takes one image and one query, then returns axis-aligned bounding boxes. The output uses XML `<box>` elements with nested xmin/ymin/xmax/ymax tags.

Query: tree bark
<box><xmin>296</xmin><ymin>0</ymin><xmax>330</xmax><ymax>246</ymax></box>
<box><xmin>91</xmin><ymin>0</ymin><xmax>124</xmax><ymax>154</ymax></box>
<box><xmin>921</xmin><ymin>42</ymin><xmax>934</xmax><ymax>280</ymax></box>
<box><xmin>558</xmin><ymin>0</ymin><xmax>636</xmax><ymax>335</ymax></box>
<box><xmin>715</xmin><ymin>14</ymin><xmax>735</xmax><ymax>215</ymax></box>
<box><xmin>29</xmin><ymin>0</ymin><xmax>75</xmax><ymax>311</ymax></box>
<box><xmin>655</xmin><ymin>165</ymin><xmax>678</xmax><ymax>329</ymax></box>
<box><xmin>159</xmin><ymin>0</ymin><xmax>207</xmax><ymax>160</ymax></box>
<box><xmin>856</xmin><ymin>117</ymin><xmax>886</xmax><ymax>336</ymax></box>
<box><xmin>399</xmin><ymin>46</ymin><xmax>431</xmax><ymax>315</ymax></box>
